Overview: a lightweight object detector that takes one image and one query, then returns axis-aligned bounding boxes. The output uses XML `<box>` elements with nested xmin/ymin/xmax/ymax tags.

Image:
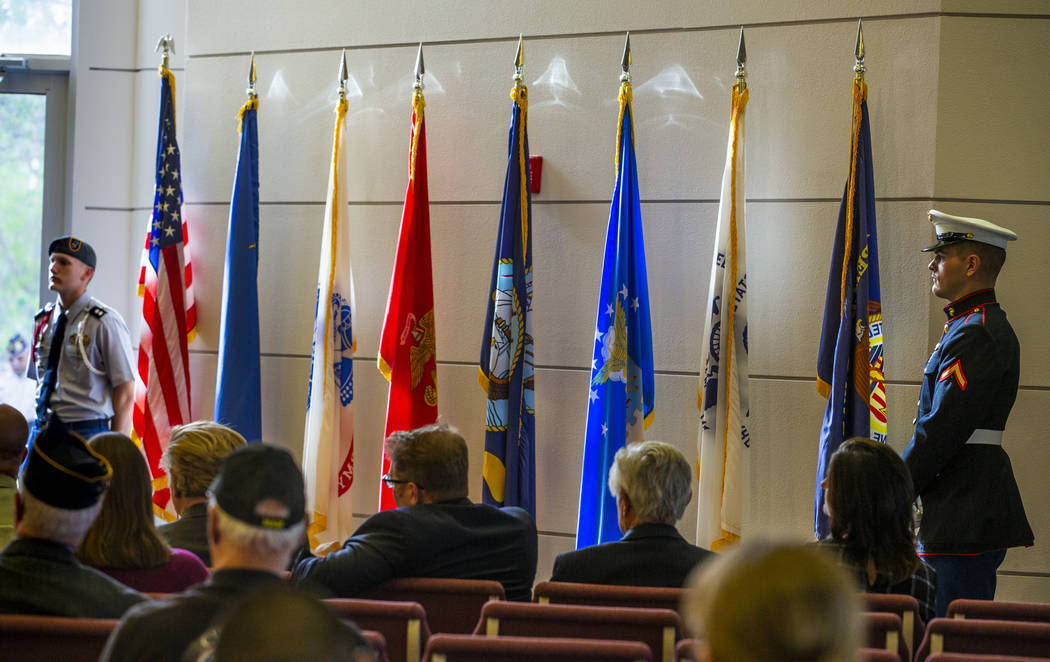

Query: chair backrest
<box><xmin>858</xmin><ymin>648</ymin><xmax>900</xmax><ymax>662</ymax></box>
<box><xmin>361</xmin><ymin>629</ymin><xmax>390</xmax><ymax>662</ymax></box>
<box><xmin>947</xmin><ymin>599</ymin><xmax>1050</xmax><ymax>623</ymax></box>
<box><xmin>0</xmin><ymin>614</ymin><xmax>118</xmax><ymax>662</ymax></box>
<box><xmin>927</xmin><ymin>654</ymin><xmax>1050</xmax><ymax>662</ymax></box>
<box><xmin>863</xmin><ymin>592</ymin><xmax>925</xmax><ymax>658</ymax></box>
<box><xmin>475</xmin><ymin>601</ymin><xmax>681</xmax><ymax>662</ymax></box>
<box><xmin>360</xmin><ymin>577</ymin><xmax>505</xmax><ymax>634</ymax></box>
<box><xmin>533</xmin><ymin>581</ymin><xmax>687</xmax><ymax>615</ymax></box>
<box><xmin>864</xmin><ymin>611</ymin><xmax>909</xmax><ymax>662</ymax></box>
<box><xmin>325</xmin><ymin>598</ymin><xmax>431</xmax><ymax>662</ymax></box>
<box><xmin>423</xmin><ymin>633</ymin><xmax>652</xmax><ymax>661</ymax></box>
<box><xmin>675</xmin><ymin>637</ymin><xmax>698</xmax><ymax>662</ymax></box>
<box><xmin>916</xmin><ymin>617</ymin><xmax>1050</xmax><ymax>660</ymax></box>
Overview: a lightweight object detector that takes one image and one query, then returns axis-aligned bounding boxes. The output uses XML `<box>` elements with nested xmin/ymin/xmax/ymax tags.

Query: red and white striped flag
<box><xmin>133</xmin><ymin>65</ymin><xmax>196</xmax><ymax>520</ymax></box>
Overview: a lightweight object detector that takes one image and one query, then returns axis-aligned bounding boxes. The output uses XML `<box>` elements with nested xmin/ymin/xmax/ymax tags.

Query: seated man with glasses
<box><xmin>291</xmin><ymin>423</ymin><xmax>537</xmax><ymax>601</ymax></box>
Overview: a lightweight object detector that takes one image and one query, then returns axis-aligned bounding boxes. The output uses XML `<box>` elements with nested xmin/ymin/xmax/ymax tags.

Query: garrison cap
<box><xmin>48</xmin><ymin>236</ymin><xmax>97</xmax><ymax>269</ymax></box>
<box><xmin>209</xmin><ymin>444</ymin><xmax>306</xmax><ymax>530</ymax></box>
<box><xmin>7</xmin><ymin>334</ymin><xmax>27</xmax><ymax>356</ymax></box>
<box><xmin>21</xmin><ymin>416</ymin><xmax>112</xmax><ymax>510</ymax></box>
<box><xmin>923</xmin><ymin>210</ymin><xmax>1017</xmax><ymax>252</ymax></box>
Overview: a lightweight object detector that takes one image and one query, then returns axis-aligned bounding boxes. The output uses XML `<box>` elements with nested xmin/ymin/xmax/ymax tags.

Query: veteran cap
<box><xmin>209</xmin><ymin>444</ymin><xmax>306</xmax><ymax>530</ymax></box>
<box><xmin>7</xmin><ymin>334</ymin><xmax>27</xmax><ymax>356</ymax></box>
<box><xmin>21</xmin><ymin>417</ymin><xmax>112</xmax><ymax>510</ymax></box>
<box><xmin>923</xmin><ymin>210</ymin><xmax>1017</xmax><ymax>252</ymax></box>
<box><xmin>48</xmin><ymin>236</ymin><xmax>97</xmax><ymax>269</ymax></box>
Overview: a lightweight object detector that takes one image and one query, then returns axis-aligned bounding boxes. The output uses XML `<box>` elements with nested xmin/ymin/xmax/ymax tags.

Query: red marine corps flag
<box><xmin>133</xmin><ymin>37</ymin><xmax>196</xmax><ymax>519</ymax></box>
<box><xmin>377</xmin><ymin>44</ymin><xmax>438</xmax><ymax>510</ymax></box>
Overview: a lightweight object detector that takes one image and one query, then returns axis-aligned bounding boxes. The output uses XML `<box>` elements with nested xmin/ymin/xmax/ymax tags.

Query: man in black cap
<box><xmin>28</xmin><ymin>236</ymin><xmax>135</xmax><ymax>452</ymax></box>
<box><xmin>101</xmin><ymin>443</ymin><xmax>308</xmax><ymax>662</ymax></box>
<box><xmin>903</xmin><ymin>210</ymin><xmax>1033</xmax><ymax>616</ymax></box>
<box><xmin>0</xmin><ymin>418</ymin><xmax>147</xmax><ymax>617</ymax></box>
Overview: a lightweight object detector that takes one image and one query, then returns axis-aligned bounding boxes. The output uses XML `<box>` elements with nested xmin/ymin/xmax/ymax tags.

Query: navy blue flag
<box><xmin>214</xmin><ymin>97</ymin><xmax>262</xmax><ymax>443</ymax></box>
<box><xmin>815</xmin><ymin>76</ymin><xmax>887</xmax><ymax>538</ymax></box>
<box><xmin>479</xmin><ymin>82</ymin><xmax>536</xmax><ymax>515</ymax></box>
<box><xmin>576</xmin><ymin>80</ymin><xmax>655</xmax><ymax>549</ymax></box>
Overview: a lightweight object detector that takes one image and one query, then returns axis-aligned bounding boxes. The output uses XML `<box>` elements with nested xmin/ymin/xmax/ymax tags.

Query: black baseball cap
<box><xmin>22</xmin><ymin>416</ymin><xmax>112</xmax><ymax>509</ymax></box>
<box><xmin>209</xmin><ymin>444</ymin><xmax>305</xmax><ymax>530</ymax></box>
<box><xmin>48</xmin><ymin>236</ymin><xmax>97</xmax><ymax>269</ymax></box>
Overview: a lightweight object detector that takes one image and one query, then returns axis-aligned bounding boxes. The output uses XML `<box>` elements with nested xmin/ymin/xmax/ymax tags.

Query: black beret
<box><xmin>48</xmin><ymin>236</ymin><xmax>97</xmax><ymax>269</ymax></box>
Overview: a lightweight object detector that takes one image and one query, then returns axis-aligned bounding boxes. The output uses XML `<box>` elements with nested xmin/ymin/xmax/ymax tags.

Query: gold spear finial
<box><xmin>338</xmin><ymin>48</ymin><xmax>348</xmax><ymax>100</ymax></box>
<box><xmin>854</xmin><ymin>18</ymin><xmax>866</xmax><ymax>76</ymax></box>
<box><xmin>155</xmin><ymin>34</ymin><xmax>174</xmax><ymax>69</ymax></box>
<box><xmin>514</xmin><ymin>34</ymin><xmax>524</xmax><ymax>84</ymax></box>
<box><xmin>247</xmin><ymin>52</ymin><xmax>257</xmax><ymax>99</ymax></box>
<box><xmin>414</xmin><ymin>42</ymin><xmax>425</xmax><ymax>91</ymax></box>
<box><xmin>620</xmin><ymin>32</ymin><xmax>632</xmax><ymax>83</ymax></box>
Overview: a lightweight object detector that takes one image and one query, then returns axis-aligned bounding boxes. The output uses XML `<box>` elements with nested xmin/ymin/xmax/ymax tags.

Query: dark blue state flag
<box><xmin>479</xmin><ymin>81</ymin><xmax>536</xmax><ymax>516</ymax></box>
<box><xmin>815</xmin><ymin>75</ymin><xmax>887</xmax><ymax>539</ymax></box>
<box><xmin>576</xmin><ymin>80</ymin><xmax>655</xmax><ymax>549</ymax></box>
<box><xmin>214</xmin><ymin>97</ymin><xmax>262</xmax><ymax>443</ymax></box>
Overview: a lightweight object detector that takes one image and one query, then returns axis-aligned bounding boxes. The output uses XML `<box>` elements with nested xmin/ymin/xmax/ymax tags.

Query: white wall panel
<box><xmin>934</xmin><ymin>17</ymin><xmax>1050</xmax><ymax>201</ymax></box>
<box><xmin>74</xmin><ymin>209</ymin><xmax>138</xmax><ymax>324</ymax></box>
<box><xmin>70</xmin><ymin>70</ymin><xmax>135</xmax><ymax>210</ymax></box>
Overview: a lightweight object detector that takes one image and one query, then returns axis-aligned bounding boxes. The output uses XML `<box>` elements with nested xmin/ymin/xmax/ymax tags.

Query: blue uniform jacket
<box><xmin>903</xmin><ymin>289</ymin><xmax>1033</xmax><ymax>554</ymax></box>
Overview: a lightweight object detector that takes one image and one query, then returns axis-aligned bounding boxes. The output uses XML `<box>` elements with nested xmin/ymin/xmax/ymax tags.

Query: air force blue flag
<box><xmin>214</xmin><ymin>96</ymin><xmax>262</xmax><ymax>443</ymax></box>
<box><xmin>814</xmin><ymin>74</ymin><xmax>886</xmax><ymax>539</ymax></box>
<box><xmin>479</xmin><ymin>79</ymin><xmax>536</xmax><ymax>516</ymax></box>
<box><xmin>576</xmin><ymin>79</ymin><xmax>655</xmax><ymax>549</ymax></box>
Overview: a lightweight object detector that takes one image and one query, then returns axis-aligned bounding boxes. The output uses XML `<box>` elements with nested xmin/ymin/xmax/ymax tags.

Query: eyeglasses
<box><xmin>381</xmin><ymin>474</ymin><xmax>423</xmax><ymax>490</ymax></box>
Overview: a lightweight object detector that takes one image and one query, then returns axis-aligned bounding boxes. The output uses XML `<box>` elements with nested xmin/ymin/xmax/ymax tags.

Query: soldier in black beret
<box><xmin>26</xmin><ymin>236</ymin><xmax>135</xmax><ymax>465</ymax></box>
<box><xmin>0</xmin><ymin>417</ymin><xmax>147</xmax><ymax>617</ymax></box>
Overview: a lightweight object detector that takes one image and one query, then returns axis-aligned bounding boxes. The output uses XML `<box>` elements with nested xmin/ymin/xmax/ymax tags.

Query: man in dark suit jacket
<box><xmin>291</xmin><ymin>424</ymin><xmax>537</xmax><ymax>601</ymax></box>
<box><xmin>552</xmin><ymin>441</ymin><xmax>713</xmax><ymax>587</ymax></box>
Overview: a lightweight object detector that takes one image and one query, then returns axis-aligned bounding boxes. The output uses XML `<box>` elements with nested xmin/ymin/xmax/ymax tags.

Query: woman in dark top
<box><xmin>78</xmin><ymin>433</ymin><xmax>208</xmax><ymax>593</ymax></box>
<box><xmin>821</xmin><ymin>437</ymin><xmax>937</xmax><ymax>623</ymax></box>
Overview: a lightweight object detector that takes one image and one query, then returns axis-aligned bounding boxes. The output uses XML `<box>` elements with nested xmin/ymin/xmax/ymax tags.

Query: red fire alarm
<box><xmin>529</xmin><ymin>155</ymin><xmax>542</xmax><ymax>194</ymax></box>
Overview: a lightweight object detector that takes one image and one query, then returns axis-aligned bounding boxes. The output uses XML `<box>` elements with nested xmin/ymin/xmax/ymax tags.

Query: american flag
<box><xmin>133</xmin><ymin>66</ymin><xmax>196</xmax><ymax>519</ymax></box>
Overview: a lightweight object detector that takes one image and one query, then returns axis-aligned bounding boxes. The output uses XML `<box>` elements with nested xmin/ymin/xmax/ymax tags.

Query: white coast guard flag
<box><xmin>697</xmin><ymin>83</ymin><xmax>750</xmax><ymax>551</ymax></box>
<box><xmin>303</xmin><ymin>96</ymin><xmax>356</xmax><ymax>548</ymax></box>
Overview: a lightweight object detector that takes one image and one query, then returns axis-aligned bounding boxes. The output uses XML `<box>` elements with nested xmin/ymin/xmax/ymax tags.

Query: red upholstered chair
<box><xmin>325</xmin><ymin>598</ymin><xmax>431</xmax><ymax>662</ymax></box>
<box><xmin>675</xmin><ymin>637</ymin><xmax>698</xmax><ymax>661</ymax></box>
<box><xmin>927</xmin><ymin>654</ymin><xmax>1050</xmax><ymax>662</ymax></box>
<box><xmin>864</xmin><ymin>593</ymin><xmax>925</xmax><ymax>659</ymax></box>
<box><xmin>915</xmin><ymin>617</ymin><xmax>1050</xmax><ymax>660</ymax></box>
<box><xmin>360</xmin><ymin>577</ymin><xmax>505</xmax><ymax>634</ymax></box>
<box><xmin>864</xmin><ymin>611</ymin><xmax>909</xmax><ymax>662</ymax></box>
<box><xmin>859</xmin><ymin>648</ymin><xmax>900</xmax><ymax>662</ymax></box>
<box><xmin>533</xmin><ymin>581</ymin><xmax>688</xmax><ymax>615</ymax></box>
<box><xmin>422</xmin><ymin>633</ymin><xmax>652</xmax><ymax>661</ymax></box>
<box><xmin>361</xmin><ymin>629</ymin><xmax>390</xmax><ymax>662</ymax></box>
<box><xmin>0</xmin><ymin>614</ymin><xmax>118</xmax><ymax>662</ymax></box>
<box><xmin>947</xmin><ymin>598</ymin><xmax>1050</xmax><ymax>623</ymax></box>
<box><xmin>474</xmin><ymin>601</ymin><xmax>681</xmax><ymax>662</ymax></box>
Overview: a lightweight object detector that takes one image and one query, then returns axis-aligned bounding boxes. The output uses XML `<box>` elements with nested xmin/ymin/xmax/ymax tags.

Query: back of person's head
<box><xmin>826</xmin><ymin>437</ymin><xmax>919</xmax><ymax>581</ymax></box>
<box><xmin>608</xmin><ymin>440</ymin><xmax>692</xmax><ymax>524</ymax></box>
<box><xmin>684</xmin><ymin>541</ymin><xmax>861</xmax><ymax>662</ymax></box>
<box><xmin>16</xmin><ymin>418</ymin><xmax>111</xmax><ymax>547</ymax></box>
<box><xmin>208</xmin><ymin>444</ymin><xmax>306</xmax><ymax>565</ymax></box>
<box><xmin>0</xmin><ymin>404</ymin><xmax>29</xmax><ymax>476</ymax></box>
<box><xmin>207</xmin><ymin>585</ymin><xmax>375</xmax><ymax>662</ymax></box>
<box><xmin>384</xmin><ymin>423</ymin><xmax>468</xmax><ymax>502</ymax></box>
<box><xmin>163</xmin><ymin>421</ymin><xmax>246</xmax><ymax>500</ymax></box>
<box><xmin>78</xmin><ymin>433</ymin><xmax>171</xmax><ymax>568</ymax></box>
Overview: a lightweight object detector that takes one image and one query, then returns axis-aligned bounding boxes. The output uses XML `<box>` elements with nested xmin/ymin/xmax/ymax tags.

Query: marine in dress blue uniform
<box><xmin>903</xmin><ymin>210</ymin><xmax>1033</xmax><ymax>616</ymax></box>
<box><xmin>26</xmin><ymin>237</ymin><xmax>135</xmax><ymax>455</ymax></box>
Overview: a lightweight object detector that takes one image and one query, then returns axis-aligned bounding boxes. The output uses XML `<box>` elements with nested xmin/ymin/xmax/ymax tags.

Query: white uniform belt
<box><xmin>965</xmin><ymin>429</ymin><xmax>1003</xmax><ymax>446</ymax></box>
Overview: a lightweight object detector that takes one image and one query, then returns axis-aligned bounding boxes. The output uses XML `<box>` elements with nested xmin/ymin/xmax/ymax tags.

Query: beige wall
<box><xmin>69</xmin><ymin>0</ymin><xmax>1050</xmax><ymax>600</ymax></box>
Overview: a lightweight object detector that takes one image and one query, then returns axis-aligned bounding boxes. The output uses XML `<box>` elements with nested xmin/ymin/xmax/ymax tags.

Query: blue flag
<box><xmin>576</xmin><ymin>81</ymin><xmax>655</xmax><ymax>549</ymax></box>
<box><xmin>214</xmin><ymin>98</ymin><xmax>262</xmax><ymax>443</ymax></box>
<box><xmin>479</xmin><ymin>82</ymin><xmax>535</xmax><ymax>516</ymax></box>
<box><xmin>814</xmin><ymin>77</ymin><xmax>886</xmax><ymax>539</ymax></box>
